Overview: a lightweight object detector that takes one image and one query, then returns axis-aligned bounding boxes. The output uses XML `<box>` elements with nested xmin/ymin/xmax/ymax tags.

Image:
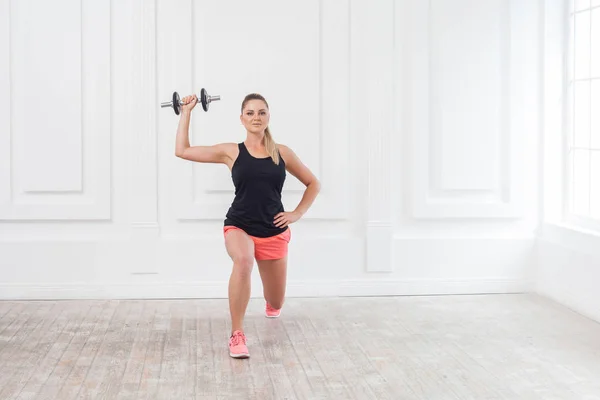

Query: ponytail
<box><xmin>263</xmin><ymin>126</ymin><xmax>279</xmax><ymax>165</ymax></box>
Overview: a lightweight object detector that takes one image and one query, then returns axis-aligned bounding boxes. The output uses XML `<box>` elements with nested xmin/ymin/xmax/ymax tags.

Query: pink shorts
<box><xmin>223</xmin><ymin>226</ymin><xmax>291</xmax><ymax>260</ymax></box>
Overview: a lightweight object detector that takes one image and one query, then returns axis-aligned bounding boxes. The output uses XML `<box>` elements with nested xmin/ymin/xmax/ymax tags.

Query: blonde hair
<box><xmin>242</xmin><ymin>93</ymin><xmax>279</xmax><ymax>165</ymax></box>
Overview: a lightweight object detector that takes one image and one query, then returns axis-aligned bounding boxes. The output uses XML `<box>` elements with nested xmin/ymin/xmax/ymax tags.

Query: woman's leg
<box><xmin>256</xmin><ymin>256</ymin><xmax>288</xmax><ymax>310</ymax></box>
<box><xmin>224</xmin><ymin>229</ymin><xmax>255</xmax><ymax>334</ymax></box>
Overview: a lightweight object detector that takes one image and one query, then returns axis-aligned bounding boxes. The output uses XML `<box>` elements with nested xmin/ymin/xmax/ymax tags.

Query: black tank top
<box><xmin>224</xmin><ymin>142</ymin><xmax>288</xmax><ymax>237</ymax></box>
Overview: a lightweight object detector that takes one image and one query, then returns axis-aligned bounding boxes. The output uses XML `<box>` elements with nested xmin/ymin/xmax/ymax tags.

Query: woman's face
<box><xmin>241</xmin><ymin>100</ymin><xmax>270</xmax><ymax>134</ymax></box>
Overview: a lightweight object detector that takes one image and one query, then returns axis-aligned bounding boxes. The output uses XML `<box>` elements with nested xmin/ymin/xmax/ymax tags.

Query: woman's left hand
<box><xmin>273</xmin><ymin>211</ymin><xmax>301</xmax><ymax>228</ymax></box>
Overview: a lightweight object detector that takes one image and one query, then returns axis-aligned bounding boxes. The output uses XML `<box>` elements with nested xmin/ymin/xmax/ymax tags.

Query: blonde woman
<box><xmin>175</xmin><ymin>93</ymin><xmax>321</xmax><ymax>358</ymax></box>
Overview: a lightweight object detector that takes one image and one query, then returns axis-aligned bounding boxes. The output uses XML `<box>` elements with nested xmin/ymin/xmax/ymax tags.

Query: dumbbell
<box><xmin>160</xmin><ymin>88</ymin><xmax>221</xmax><ymax>115</ymax></box>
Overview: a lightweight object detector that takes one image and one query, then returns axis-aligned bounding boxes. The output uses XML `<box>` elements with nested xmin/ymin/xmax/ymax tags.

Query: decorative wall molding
<box><xmin>361</xmin><ymin>0</ymin><xmax>395</xmax><ymax>271</ymax></box>
<box><xmin>0</xmin><ymin>0</ymin><xmax>111</xmax><ymax>220</ymax></box>
<box><xmin>128</xmin><ymin>0</ymin><xmax>159</xmax><ymax>233</ymax></box>
<box><xmin>0</xmin><ymin>278</ymin><xmax>529</xmax><ymax>300</ymax></box>
<box><xmin>406</xmin><ymin>0</ymin><xmax>530</xmax><ymax>219</ymax></box>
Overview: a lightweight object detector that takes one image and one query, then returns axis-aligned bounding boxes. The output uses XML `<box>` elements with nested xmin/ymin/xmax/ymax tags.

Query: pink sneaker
<box><xmin>265</xmin><ymin>302</ymin><xmax>281</xmax><ymax>318</ymax></box>
<box><xmin>228</xmin><ymin>330</ymin><xmax>249</xmax><ymax>358</ymax></box>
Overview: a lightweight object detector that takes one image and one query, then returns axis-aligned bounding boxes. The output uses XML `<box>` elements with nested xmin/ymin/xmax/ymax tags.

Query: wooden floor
<box><xmin>0</xmin><ymin>294</ymin><xmax>599</xmax><ymax>399</ymax></box>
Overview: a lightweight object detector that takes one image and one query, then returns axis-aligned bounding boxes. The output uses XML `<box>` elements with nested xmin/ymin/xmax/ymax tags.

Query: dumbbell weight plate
<box><xmin>201</xmin><ymin>88</ymin><xmax>208</xmax><ymax>111</ymax></box>
<box><xmin>173</xmin><ymin>91</ymin><xmax>181</xmax><ymax>115</ymax></box>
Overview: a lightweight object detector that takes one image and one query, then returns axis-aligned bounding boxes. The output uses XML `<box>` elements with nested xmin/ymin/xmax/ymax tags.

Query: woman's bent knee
<box><xmin>232</xmin><ymin>255</ymin><xmax>254</xmax><ymax>277</ymax></box>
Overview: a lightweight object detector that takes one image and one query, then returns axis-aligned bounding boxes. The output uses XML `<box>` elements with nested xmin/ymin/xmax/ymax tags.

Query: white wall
<box><xmin>0</xmin><ymin>0</ymin><xmax>542</xmax><ymax>300</ymax></box>
<box><xmin>533</xmin><ymin>0</ymin><xmax>600</xmax><ymax>324</ymax></box>
<box><xmin>536</xmin><ymin>225</ymin><xmax>600</xmax><ymax>323</ymax></box>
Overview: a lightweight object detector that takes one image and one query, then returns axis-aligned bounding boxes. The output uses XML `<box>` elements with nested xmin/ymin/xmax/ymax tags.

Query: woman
<box><xmin>174</xmin><ymin>92</ymin><xmax>321</xmax><ymax>358</ymax></box>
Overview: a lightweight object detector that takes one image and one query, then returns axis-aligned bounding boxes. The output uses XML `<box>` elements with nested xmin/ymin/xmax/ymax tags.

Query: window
<box><xmin>565</xmin><ymin>0</ymin><xmax>600</xmax><ymax>229</ymax></box>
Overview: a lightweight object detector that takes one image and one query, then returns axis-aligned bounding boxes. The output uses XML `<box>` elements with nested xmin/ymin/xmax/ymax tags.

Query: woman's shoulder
<box><xmin>215</xmin><ymin>142</ymin><xmax>240</xmax><ymax>160</ymax></box>
<box><xmin>277</xmin><ymin>143</ymin><xmax>303</xmax><ymax>166</ymax></box>
<box><xmin>276</xmin><ymin>143</ymin><xmax>291</xmax><ymax>155</ymax></box>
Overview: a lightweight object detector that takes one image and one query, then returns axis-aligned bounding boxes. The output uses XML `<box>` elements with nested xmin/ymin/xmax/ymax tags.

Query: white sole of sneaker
<box><xmin>230</xmin><ymin>352</ymin><xmax>249</xmax><ymax>359</ymax></box>
<box><xmin>265</xmin><ymin>313</ymin><xmax>280</xmax><ymax>318</ymax></box>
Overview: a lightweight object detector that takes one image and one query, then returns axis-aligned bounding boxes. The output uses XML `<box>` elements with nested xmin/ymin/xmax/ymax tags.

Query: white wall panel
<box><xmin>14</xmin><ymin>0</ymin><xmax>82</xmax><ymax>193</ymax></box>
<box><xmin>431</xmin><ymin>0</ymin><xmax>505</xmax><ymax>192</ymax></box>
<box><xmin>158</xmin><ymin>0</ymin><xmax>350</xmax><ymax>222</ymax></box>
<box><xmin>405</xmin><ymin>0</ymin><xmax>534</xmax><ymax>219</ymax></box>
<box><xmin>0</xmin><ymin>0</ymin><xmax>111</xmax><ymax>220</ymax></box>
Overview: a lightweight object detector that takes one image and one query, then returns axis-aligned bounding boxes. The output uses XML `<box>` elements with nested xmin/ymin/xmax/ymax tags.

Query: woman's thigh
<box><xmin>224</xmin><ymin>228</ymin><xmax>254</xmax><ymax>267</ymax></box>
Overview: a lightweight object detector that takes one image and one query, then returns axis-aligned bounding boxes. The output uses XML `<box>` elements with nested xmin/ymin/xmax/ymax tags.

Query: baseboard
<box><xmin>535</xmin><ymin>287</ymin><xmax>600</xmax><ymax>324</ymax></box>
<box><xmin>335</xmin><ymin>278</ymin><xmax>531</xmax><ymax>297</ymax></box>
<box><xmin>0</xmin><ymin>278</ymin><xmax>530</xmax><ymax>300</ymax></box>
